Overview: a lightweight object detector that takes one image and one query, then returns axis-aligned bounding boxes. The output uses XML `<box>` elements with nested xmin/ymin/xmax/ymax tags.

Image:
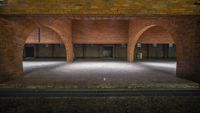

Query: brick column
<box><xmin>42</xmin><ymin>18</ymin><xmax>75</xmax><ymax>63</ymax></box>
<box><xmin>127</xmin><ymin>45</ymin><xmax>135</xmax><ymax>62</ymax></box>
<box><xmin>0</xmin><ymin>39</ymin><xmax>13</xmax><ymax>81</ymax></box>
<box><xmin>65</xmin><ymin>20</ymin><xmax>74</xmax><ymax>63</ymax></box>
<box><xmin>127</xmin><ymin>20</ymin><xmax>136</xmax><ymax>62</ymax></box>
<box><xmin>175</xmin><ymin>17</ymin><xmax>200</xmax><ymax>83</ymax></box>
<box><xmin>66</xmin><ymin>43</ymin><xmax>74</xmax><ymax>62</ymax></box>
<box><xmin>127</xmin><ymin>19</ymin><xmax>156</xmax><ymax>62</ymax></box>
<box><xmin>0</xmin><ymin>19</ymin><xmax>23</xmax><ymax>81</ymax></box>
<box><xmin>0</xmin><ymin>18</ymin><xmax>37</xmax><ymax>82</ymax></box>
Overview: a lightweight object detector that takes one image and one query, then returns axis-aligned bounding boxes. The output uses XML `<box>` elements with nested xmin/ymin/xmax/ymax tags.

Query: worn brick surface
<box><xmin>26</xmin><ymin>26</ymin><xmax>62</xmax><ymax>44</ymax></box>
<box><xmin>72</xmin><ymin>20</ymin><xmax>129</xmax><ymax>44</ymax></box>
<box><xmin>0</xmin><ymin>15</ymin><xmax>200</xmax><ymax>82</ymax></box>
<box><xmin>128</xmin><ymin>16</ymin><xmax>200</xmax><ymax>82</ymax></box>
<box><xmin>138</xmin><ymin>26</ymin><xmax>174</xmax><ymax>44</ymax></box>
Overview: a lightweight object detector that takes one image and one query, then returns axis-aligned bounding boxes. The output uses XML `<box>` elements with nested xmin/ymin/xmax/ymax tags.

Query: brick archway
<box><xmin>127</xmin><ymin>17</ymin><xmax>178</xmax><ymax>62</ymax></box>
<box><xmin>31</xmin><ymin>17</ymin><xmax>74</xmax><ymax>62</ymax></box>
<box><xmin>128</xmin><ymin>17</ymin><xmax>200</xmax><ymax>82</ymax></box>
<box><xmin>24</xmin><ymin>25</ymin><xmax>68</xmax><ymax>60</ymax></box>
<box><xmin>0</xmin><ymin>16</ymin><xmax>199</xmax><ymax>82</ymax></box>
<box><xmin>129</xmin><ymin>25</ymin><xmax>175</xmax><ymax>60</ymax></box>
<box><xmin>137</xmin><ymin>25</ymin><xmax>175</xmax><ymax>44</ymax></box>
<box><xmin>0</xmin><ymin>17</ymin><xmax>37</xmax><ymax>81</ymax></box>
<box><xmin>0</xmin><ymin>17</ymin><xmax>74</xmax><ymax>81</ymax></box>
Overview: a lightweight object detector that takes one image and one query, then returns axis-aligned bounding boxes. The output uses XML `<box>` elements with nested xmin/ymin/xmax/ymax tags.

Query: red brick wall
<box><xmin>0</xmin><ymin>17</ymin><xmax>37</xmax><ymax>81</ymax></box>
<box><xmin>128</xmin><ymin>16</ymin><xmax>200</xmax><ymax>82</ymax></box>
<box><xmin>138</xmin><ymin>26</ymin><xmax>174</xmax><ymax>44</ymax></box>
<box><xmin>26</xmin><ymin>26</ymin><xmax>62</xmax><ymax>44</ymax></box>
<box><xmin>0</xmin><ymin>16</ymin><xmax>200</xmax><ymax>82</ymax></box>
<box><xmin>72</xmin><ymin>20</ymin><xmax>129</xmax><ymax>44</ymax></box>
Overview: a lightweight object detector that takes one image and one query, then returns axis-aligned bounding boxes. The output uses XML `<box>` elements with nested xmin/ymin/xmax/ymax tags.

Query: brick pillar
<box><xmin>127</xmin><ymin>20</ymin><xmax>136</xmax><ymax>62</ymax></box>
<box><xmin>175</xmin><ymin>17</ymin><xmax>200</xmax><ymax>83</ymax></box>
<box><xmin>0</xmin><ymin>18</ymin><xmax>37</xmax><ymax>82</ymax></box>
<box><xmin>0</xmin><ymin>19</ymin><xmax>23</xmax><ymax>81</ymax></box>
<box><xmin>0</xmin><ymin>39</ymin><xmax>17</xmax><ymax>81</ymax></box>
<box><xmin>127</xmin><ymin>45</ymin><xmax>135</xmax><ymax>62</ymax></box>
<box><xmin>65</xmin><ymin>20</ymin><xmax>74</xmax><ymax>63</ymax></box>
<box><xmin>66</xmin><ymin>43</ymin><xmax>74</xmax><ymax>63</ymax></box>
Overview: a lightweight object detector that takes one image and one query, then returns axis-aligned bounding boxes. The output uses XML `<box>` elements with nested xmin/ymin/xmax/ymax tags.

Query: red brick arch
<box><xmin>128</xmin><ymin>16</ymin><xmax>200</xmax><ymax>82</ymax></box>
<box><xmin>127</xmin><ymin>17</ymin><xmax>177</xmax><ymax>62</ymax></box>
<box><xmin>128</xmin><ymin>24</ymin><xmax>176</xmax><ymax>61</ymax></box>
<box><xmin>18</xmin><ymin>17</ymin><xmax>75</xmax><ymax>62</ymax></box>
<box><xmin>137</xmin><ymin>25</ymin><xmax>175</xmax><ymax>44</ymax></box>
<box><xmin>24</xmin><ymin>25</ymin><xmax>68</xmax><ymax>58</ymax></box>
<box><xmin>0</xmin><ymin>17</ymin><xmax>38</xmax><ymax>81</ymax></box>
<box><xmin>30</xmin><ymin>17</ymin><xmax>74</xmax><ymax>62</ymax></box>
<box><xmin>0</xmin><ymin>17</ymin><xmax>74</xmax><ymax>81</ymax></box>
<box><xmin>0</xmin><ymin>16</ymin><xmax>199</xmax><ymax>82</ymax></box>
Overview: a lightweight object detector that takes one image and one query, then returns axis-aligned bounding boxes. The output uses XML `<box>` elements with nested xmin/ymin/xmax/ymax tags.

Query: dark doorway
<box><xmin>74</xmin><ymin>44</ymin><xmax>127</xmax><ymax>60</ymax></box>
<box><xmin>135</xmin><ymin>43</ymin><xmax>176</xmax><ymax>60</ymax></box>
<box><xmin>25</xmin><ymin>47</ymin><xmax>34</xmax><ymax>58</ymax></box>
<box><xmin>103</xmin><ymin>46</ymin><xmax>113</xmax><ymax>58</ymax></box>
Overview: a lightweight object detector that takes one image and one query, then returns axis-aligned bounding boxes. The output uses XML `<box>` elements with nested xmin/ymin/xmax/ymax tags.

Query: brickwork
<box><xmin>33</xmin><ymin>17</ymin><xmax>74</xmax><ymax>62</ymax></box>
<box><xmin>138</xmin><ymin>26</ymin><xmax>174</xmax><ymax>44</ymax></box>
<box><xmin>0</xmin><ymin>16</ymin><xmax>74</xmax><ymax>81</ymax></box>
<box><xmin>0</xmin><ymin>17</ymin><xmax>37</xmax><ymax>81</ymax></box>
<box><xmin>128</xmin><ymin>16</ymin><xmax>200</xmax><ymax>82</ymax></box>
<box><xmin>0</xmin><ymin>15</ymin><xmax>200</xmax><ymax>82</ymax></box>
<box><xmin>173</xmin><ymin>17</ymin><xmax>200</xmax><ymax>82</ymax></box>
<box><xmin>72</xmin><ymin>20</ymin><xmax>129</xmax><ymax>44</ymax></box>
<box><xmin>26</xmin><ymin>26</ymin><xmax>62</xmax><ymax>44</ymax></box>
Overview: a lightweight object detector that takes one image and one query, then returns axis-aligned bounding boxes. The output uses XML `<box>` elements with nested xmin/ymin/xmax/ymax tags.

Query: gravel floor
<box><xmin>5</xmin><ymin>60</ymin><xmax>194</xmax><ymax>84</ymax></box>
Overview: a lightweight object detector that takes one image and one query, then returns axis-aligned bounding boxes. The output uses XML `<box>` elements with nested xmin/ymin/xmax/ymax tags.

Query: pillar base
<box><xmin>177</xmin><ymin>73</ymin><xmax>200</xmax><ymax>83</ymax></box>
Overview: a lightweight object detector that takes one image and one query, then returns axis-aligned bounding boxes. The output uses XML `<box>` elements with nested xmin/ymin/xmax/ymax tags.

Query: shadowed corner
<box><xmin>194</xmin><ymin>0</ymin><xmax>200</xmax><ymax>5</ymax></box>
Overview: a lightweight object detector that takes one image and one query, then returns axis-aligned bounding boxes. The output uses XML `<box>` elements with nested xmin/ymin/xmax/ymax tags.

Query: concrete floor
<box><xmin>5</xmin><ymin>60</ymin><xmax>194</xmax><ymax>84</ymax></box>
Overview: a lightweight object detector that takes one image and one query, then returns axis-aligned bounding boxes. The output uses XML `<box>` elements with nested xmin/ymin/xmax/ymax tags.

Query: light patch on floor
<box><xmin>5</xmin><ymin>60</ymin><xmax>193</xmax><ymax>84</ymax></box>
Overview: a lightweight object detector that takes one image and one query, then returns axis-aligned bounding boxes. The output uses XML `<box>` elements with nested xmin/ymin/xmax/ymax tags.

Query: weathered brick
<box><xmin>0</xmin><ymin>15</ymin><xmax>200</xmax><ymax>83</ymax></box>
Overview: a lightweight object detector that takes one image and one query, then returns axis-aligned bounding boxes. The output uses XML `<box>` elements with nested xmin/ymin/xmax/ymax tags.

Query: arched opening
<box><xmin>73</xmin><ymin>20</ymin><xmax>128</xmax><ymax>61</ymax></box>
<box><xmin>134</xmin><ymin>26</ymin><xmax>176</xmax><ymax>61</ymax></box>
<box><xmin>2</xmin><ymin>20</ymin><xmax>197</xmax><ymax>86</ymax></box>
<box><xmin>74</xmin><ymin>44</ymin><xmax>127</xmax><ymax>61</ymax></box>
<box><xmin>22</xmin><ymin>26</ymin><xmax>67</xmax><ymax>74</ymax></box>
<box><xmin>23</xmin><ymin>26</ymin><xmax>67</xmax><ymax>61</ymax></box>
